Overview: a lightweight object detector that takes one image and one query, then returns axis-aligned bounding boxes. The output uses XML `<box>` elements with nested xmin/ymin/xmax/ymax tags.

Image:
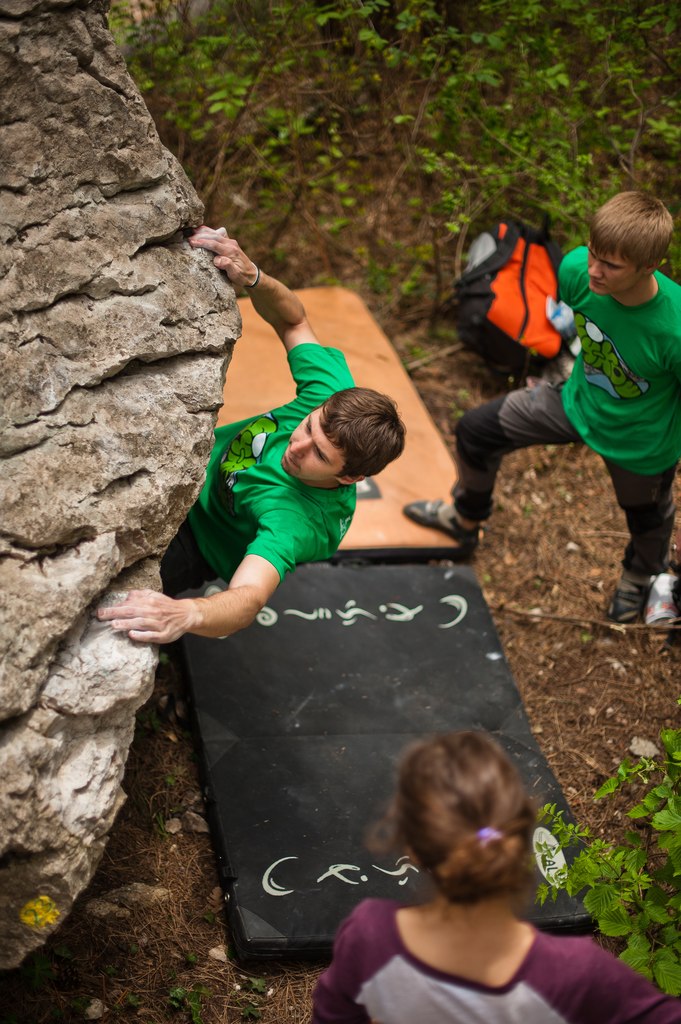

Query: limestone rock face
<box><xmin>0</xmin><ymin>1</ymin><xmax>240</xmax><ymax>967</ymax></box>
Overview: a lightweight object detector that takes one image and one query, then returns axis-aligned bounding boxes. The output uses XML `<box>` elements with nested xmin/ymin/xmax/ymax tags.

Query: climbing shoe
<box><xmin>403</xmin><ymin>499</ymin><xmax>480</xmax><ymax>561</ymax></box>
<box><xmin>607</xmin><ymin>575</ymin><xmax>651</xmax><ymax>624</ymax></box>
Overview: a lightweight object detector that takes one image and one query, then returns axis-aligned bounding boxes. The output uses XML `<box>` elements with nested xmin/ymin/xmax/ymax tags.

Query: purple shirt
<box><xmin>312</xmin><ymin>899</ymin><xmax>681</xmax><ymax>1024</ymax></box>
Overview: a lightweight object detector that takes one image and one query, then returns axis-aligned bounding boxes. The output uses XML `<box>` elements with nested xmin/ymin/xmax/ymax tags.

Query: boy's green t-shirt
<box><xmin>560</xmin><ymin>246</ymin><xmax>681</xmax><ymax>474</ymax></box>
<box><xmin>187</xmin><ymin>344</ymin><xmax>356</xmax><ymax>584</ymax></box>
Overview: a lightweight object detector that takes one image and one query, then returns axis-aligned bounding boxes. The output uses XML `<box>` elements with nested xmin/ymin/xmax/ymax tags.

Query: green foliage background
<box><xmin>110</xmin><ymin>0</ymin><xmax>680</xmax><ymax>310</ymax></box>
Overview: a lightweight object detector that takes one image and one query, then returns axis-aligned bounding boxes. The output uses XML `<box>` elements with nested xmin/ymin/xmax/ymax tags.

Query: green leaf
<box><xmin>594</xmin><ymin>776</ymin><xmax>619</xmax><ymax>799</ymax></box>
<box><xmin>623</xmin><ymin>847</ymin><xmax>647</xmax><ymax>874</ymax></box>
<box><xmin>643</xmin><ymin>790</ymin><xmax>665</xmax><ymax>811</ymax></box>
<box><xmin>168</xmin><ymin>986</ymin><xmax>188</xmax><ymax>1010</ymax></box>
<box><xmin>662</xmin><ymin>926</ymin><xmax>681</xmax><ymax>946</ymax></box>
<box><xmin>536</xmin><ymin>882</ymin><xmax>550</xmax><ymax>905</ymax></box>
<box><xmin>52</xmin><ymin>944</ymin><xmax>74</xmax><ymax>960</ymax></box>
<box><xmin>475</xmin><ymin>70</ymin><xmax>502</xmax><ymax>86</ymax></box>
<box><xmin>186</xmin><ymin>988</ymin><xmax>209</xmax><ymax>1024</ymax></box>
<box><xmin>241</xmin><ymin>1007</ymin><xmax>262</xmax><ymax>1021</ymax></box>
<box><xmin>20</xmin><ymin>953</ymin><xmax>55</xmax><ymax>991</ymax></box>
<box><xmin>597</xmin><ymin>906</ymin><xmax>634</xmax><ymax>937</ymax></box>
<box><xmin>620</xmin><ymin>933</ymin><xmax>653</xmax><ymax>978</ymax></box>
<box><xmin>583</xmin><ymin>884</ymin><xmax>617</xmax><ymax>917</ymax></box>
<box><xmin>628</xmin><ymin>803</ymin><xmax>651</xmax><ymax>819</ymax></box>
<box><xmin>652</xmin><ymin>807</ymin><xmax>681</xmax><ymax>831</ymax></box>
<box><xmin>246</xmin><ymin>977</ymin><xmax>267</xmax><ymax>994</ymax></box>
<box><xmin>652</xmin><ymin>952</ymin><xmax>681</xmax><ymax>996</ymax></box>
<box><xmin>645</xmin><ymin>903</ymin><xmax>672</xmax><ymax>925</ymax></box>
<box><xmin>659</xmin><ymin>833</ymin><xmax>681</xmax><ymax>873</ymax></box>
<box><xmin>662</xmin><ymin>728</ymin><xmax>681</xmax><ymax>758</ymax></box>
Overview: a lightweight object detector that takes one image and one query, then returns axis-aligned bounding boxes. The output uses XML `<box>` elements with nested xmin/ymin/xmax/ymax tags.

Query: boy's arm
<box><xmin>97</xmin><ymin>554</ymin><xmax>280</xmax><ymax>644</ymax></box>
<box><xmin>189</xmin><ymin>226</ymin><xmax>319</xmax><ymax>352</ymax></box>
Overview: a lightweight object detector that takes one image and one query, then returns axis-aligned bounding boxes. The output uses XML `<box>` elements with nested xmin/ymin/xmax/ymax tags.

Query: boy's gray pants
<box><xmin>452</xmin><ymin>382</ymin><xmax>677</xmax><ymax>579</ymax></box>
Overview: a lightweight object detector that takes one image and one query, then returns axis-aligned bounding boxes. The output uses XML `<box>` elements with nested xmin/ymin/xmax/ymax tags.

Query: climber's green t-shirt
<box><xmin>187</xmin><ymin>344</ymin><xmax>356</xmax><ymax>583</ymax></box>
<box><xmin>560</xmin><ymin>246</ymin><xmax>681</xmax><ymax>474</ymax></box>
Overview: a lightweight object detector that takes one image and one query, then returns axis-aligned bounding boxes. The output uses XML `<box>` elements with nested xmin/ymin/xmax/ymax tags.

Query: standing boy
<box><xmin>404</xmin><ymin>192</ymin><xmax>680</xmax><ymax>622</ymax></box>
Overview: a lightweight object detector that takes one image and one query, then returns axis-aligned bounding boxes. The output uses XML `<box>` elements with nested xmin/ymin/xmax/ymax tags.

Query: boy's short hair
<box><xmin>589</xmin><ymin>191</ymin><xmax>673</xmax><ymax>268</ymax></box>
<box><xmin>319</xmin><ymin>387</ymin><xmax>405</xmax><ymax>479</ymax></box>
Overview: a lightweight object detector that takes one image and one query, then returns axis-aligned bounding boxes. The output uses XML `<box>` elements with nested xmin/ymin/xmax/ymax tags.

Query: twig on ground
<box><xmin>405</xmin><ymin>342</ymin><xmax>463</xmax><ymax>370</ymax></box>
<box><xmin>563</xmin><ymin>747</ymin><xmax>614</xmax><ymax>777</ymax></box>
<box><xmin>491</xmin><ymin>604</ymin><xmax>681</xmax><ymax>632</ymax></box>
<box><xmin>578</xmin><ymin>530</ymin><xmax>632</xmax><ymax>538</ymax></box>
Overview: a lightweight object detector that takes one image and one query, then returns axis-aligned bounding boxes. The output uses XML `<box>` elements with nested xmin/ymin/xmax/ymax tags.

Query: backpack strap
<box><xmin>454</xmin><ymin>222</ymin><xmax>523</xmax><ymax>290</ymax></box>
<box><xmin>520</xmin><ymin>216</ymin><xmax>563</xmax><ymax>278</ymax></box>
<box><xmin>516</xmin><ymin>230</ymin><xmax>532</xmax><ymax>342</ymax></box>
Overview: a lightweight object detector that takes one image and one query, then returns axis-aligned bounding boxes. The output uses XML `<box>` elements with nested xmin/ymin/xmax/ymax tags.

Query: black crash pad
<box><xmin>181</xmin><ymin>562</ymin><xmax>589</xmax><ymax>959</ymax></box>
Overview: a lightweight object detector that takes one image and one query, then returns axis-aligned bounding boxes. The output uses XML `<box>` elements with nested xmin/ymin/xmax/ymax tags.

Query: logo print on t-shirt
<box><xmin>338</xmin><ymin>515</ymin><xmax>352</xmax><ymax>540</ymax></box>
<box><xmin>219</xmin><ymin>413</ymin><xmax>278</xmax><ymax>515</ymax></box>
<box><xmin>574</xmin><ymin>312</ymin><xmax>649</xmax><ymax>400</ymax></box>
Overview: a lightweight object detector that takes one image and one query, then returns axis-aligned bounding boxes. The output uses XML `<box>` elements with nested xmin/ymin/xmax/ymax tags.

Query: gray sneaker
<box><xmin>607</xmin><ymin>576</ymin><xmax>651</xmax><ymax>624</ymax></box>
<box><xmin>402</xmin><ymin>500</ymin><xmax>480</xmax><ymax>560</ymax></box>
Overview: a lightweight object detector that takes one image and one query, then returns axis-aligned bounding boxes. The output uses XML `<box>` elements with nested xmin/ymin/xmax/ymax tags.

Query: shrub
<box><xmin>109</xmin><ymin>0</ymin><xmax>681</xmax><ymax>301</ymax></box>
<box><xmin>538</xmin><ymin>701</ymin><xmax>681</xmax><ymax>996</ymax></box>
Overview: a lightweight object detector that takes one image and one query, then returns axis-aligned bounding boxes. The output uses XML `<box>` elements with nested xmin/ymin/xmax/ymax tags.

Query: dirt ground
<box><xmin>2</xmin><ymin>306</ymin><xmax>679</xmax><ymax>1024</ymax></box>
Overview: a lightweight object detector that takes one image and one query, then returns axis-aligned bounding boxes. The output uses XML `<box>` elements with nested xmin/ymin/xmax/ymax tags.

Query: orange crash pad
<box><xmin>218</xmin><ymin>287</ymin><xmax>458</xmax><ymax>555</ymax></box>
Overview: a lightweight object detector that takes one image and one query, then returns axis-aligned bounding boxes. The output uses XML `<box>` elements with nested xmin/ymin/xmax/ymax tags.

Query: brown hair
<box><xmin>319</xmin><ymin>387</ymin><xmax>405</xmax><ymax>479</ymax></box>
<box><xmin>387</xmin><ymin>731</ymin><xmax>536</xmax><ymax>904</ymax></box>
<box><xmin>589</xmin><ymin>191</ymin><xmax>673</xmax><ymax>268</ymax></box>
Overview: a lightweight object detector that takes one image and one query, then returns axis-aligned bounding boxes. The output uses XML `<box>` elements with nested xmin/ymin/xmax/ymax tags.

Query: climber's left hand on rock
<box><xmin>97</xmin><ymin>589</ymin><xmax>200</xmax><ymax>644</ymax></box>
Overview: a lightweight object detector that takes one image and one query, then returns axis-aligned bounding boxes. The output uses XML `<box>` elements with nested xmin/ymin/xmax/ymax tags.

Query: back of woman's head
<box><xmin>393</xmin><ymin>731</ymin><xmax>536</xmax><ymax>904</ymax></box>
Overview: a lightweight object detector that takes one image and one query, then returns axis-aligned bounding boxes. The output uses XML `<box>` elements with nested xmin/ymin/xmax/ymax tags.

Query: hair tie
<box><xmin>244</xmin><ymin>265</ymin><xmax>260</xmax><ymax>289</ymax></box>
<box><xmin>477</xmin><ymin>827</ymin><xmax>502</xmax><ymax>845</ymax></box>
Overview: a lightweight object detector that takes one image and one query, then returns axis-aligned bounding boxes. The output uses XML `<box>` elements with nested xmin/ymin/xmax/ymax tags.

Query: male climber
<box><xmin>98</xmin><ymin>227</ymin><xmax>405</xmax><ymax>643</ymax></box>
<box><xmin>404</xmin><ymin>191</ymin><xmax>681</xmax><ymax>623</ymax></box>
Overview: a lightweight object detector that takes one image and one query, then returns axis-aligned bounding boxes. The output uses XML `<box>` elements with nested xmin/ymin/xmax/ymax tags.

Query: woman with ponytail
<box><xmin>312</xmin><ymin>731</ymin><xmax>679</xmax><ymax>1023</ymax></box>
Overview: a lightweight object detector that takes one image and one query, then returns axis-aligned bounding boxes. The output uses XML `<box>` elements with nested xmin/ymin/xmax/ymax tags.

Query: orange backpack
<box><xmin>454</xmin><ymin>220</ymin><xmax>565</xmax><ymax>376</ymax></box>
